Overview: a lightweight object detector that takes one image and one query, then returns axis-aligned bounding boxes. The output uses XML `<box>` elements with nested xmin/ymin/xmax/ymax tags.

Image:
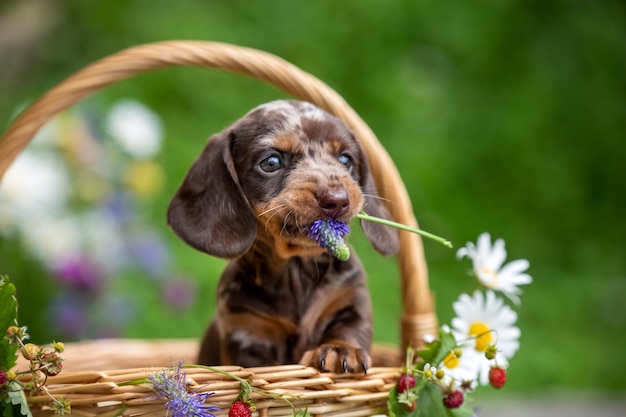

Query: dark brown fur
<box><xmin>167</xmin><ymin>100</ymin><xmax>399</xmax><ymax>373</ymax></box>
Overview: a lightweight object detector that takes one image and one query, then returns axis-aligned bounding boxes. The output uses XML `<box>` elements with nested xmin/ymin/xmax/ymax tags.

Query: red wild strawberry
<box><xmin>229</xmin><ymin>400</ymin><xmax>252</xmax><ymax>417</ymax></box>
<box><xmin>397</xmin><ymin>373</ymin><xmax>416</xmax><ymax>393</ymax></box>
<box><xmin>443</xmin><ymin>390</ymin><xmax>464</xmax><ymax>409</ymax></box>
<box><xmin>0</xmin><ymin>370</ymin><xmax>8</xmax><ymax>385</ymax></box>
<box><xmin>489</xmin><ymin>366</ymin><xmax>507</xmax><ymax>389</ymax></box>
<box><xmin>40</xmin><ymin>352</ymin><xmax>63</xmax><ymax>376</ymax></box>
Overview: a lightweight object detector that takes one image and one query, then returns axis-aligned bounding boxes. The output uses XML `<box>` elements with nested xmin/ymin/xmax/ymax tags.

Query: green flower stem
<box><xmin>184</xmin><ymin>364</ymin><xmax>253</xmax><ymax>399</ymax></box>
<box><xmin>356</xmin><ymin>212</ymin><xmax>452</xmax><ymax>248</ymax></box>
<box><xmin>182</xmin><ymin>364</ymin><xmax>306</xmax><ymax>413</ymax></box>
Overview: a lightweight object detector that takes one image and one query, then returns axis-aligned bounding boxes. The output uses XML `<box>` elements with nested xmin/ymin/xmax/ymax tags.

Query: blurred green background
<box><xmin>0</xmin><ymin>0</ymin><xmax>624</xmax><ymax>404</ymax></box>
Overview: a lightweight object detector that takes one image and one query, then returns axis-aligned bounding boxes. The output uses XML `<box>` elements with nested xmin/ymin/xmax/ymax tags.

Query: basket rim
<box><xmin>13</xmin><ymin>339</ymin><xmax>402</xmax><ymax>417</ymax></box>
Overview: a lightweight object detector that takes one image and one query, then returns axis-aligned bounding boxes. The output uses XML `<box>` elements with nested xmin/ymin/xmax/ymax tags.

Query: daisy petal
<box><xmin>499</xmin><ymin>259</ymin><xmax>531</xmax><ymax>279</ymax></box>
<box><xmin>488</xmin><ymin>238</ymin><xmax>507</xmax><ymax>271</ymax></box>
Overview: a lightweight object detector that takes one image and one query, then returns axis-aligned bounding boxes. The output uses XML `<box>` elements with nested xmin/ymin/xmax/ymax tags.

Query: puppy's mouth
<box><xmin>285</xmin><ymin>215</ymin><xmax>353</xmax><ymax>236</ymax></box>
<box><xmin>261</xmin><ymin>212</ymin><xmax>354</xmax><ymax>250</ymax></box>
<box><xmin>278</xmin><ymin>220</ymin><xmax>320</xmax><ymax>242</ymax></box>
<box><xmin>254</xmin><ymin>194</ymin><xmax>360</xmax><ymax>258</ymax></box>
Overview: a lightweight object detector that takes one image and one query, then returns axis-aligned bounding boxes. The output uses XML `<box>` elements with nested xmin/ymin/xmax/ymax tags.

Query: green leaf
<box><xmin>388</xmin><ymin>383</ymin><xmax>477</xmax><ymax>417</ymax></box>
<box><xmin>1</xmin><ymin>400</ymin><xmax>11</xmax><ymax>417</ymax></box>
<box><xmin>417</xmin><ymin>330</ymin><xmax>459</xmax><ymax>369</ymax></box>
<box><xmin>5</xmin><ymin>382</ymin><xmax>32</xmax><ymax>417</ymax></box>
<box><xmin>450</xmin><ymin>405</ymin><xmax>477</xmax><ymax>417</ymax></box>
<box><xmin>416</xmin><ymin>339</ymin><xmax>441</xmax><ymax>366</ymax></box>
<box><xmin>434</xmin><ymin>331</ymin><xmax>459</xmax><ymax>365</ymax></box>
<box><xmin>416</xmin><ymin>384</ymin><xmax>475</xmax><ymax>417</ymax></box>
<box><xmin>416</xmin><ymin>384</ymin><xmax>447</xmax><ymax>416</ymax></box>
<box><xmin>387</xmin><ymin>385</ymin><xmax>413</xmax><ymax>417</ymax></box>
<box><xmin>0</xmin><ymin>275</ymin><xmax>19</xmax><ymax>371</ymax></box>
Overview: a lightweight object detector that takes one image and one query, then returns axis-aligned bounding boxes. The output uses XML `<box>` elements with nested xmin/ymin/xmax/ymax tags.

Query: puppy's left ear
<box><xmin>359</xmin><ymin>162</ymin><xmax>400</xmax><ymax>257</ymax></box>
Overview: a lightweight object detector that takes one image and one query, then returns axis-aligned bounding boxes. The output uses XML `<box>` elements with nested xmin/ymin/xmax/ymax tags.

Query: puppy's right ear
<box><xmin>167</xmin><ymin>132</ymin><xmax>256</xmax><ymax>258</ymax></box>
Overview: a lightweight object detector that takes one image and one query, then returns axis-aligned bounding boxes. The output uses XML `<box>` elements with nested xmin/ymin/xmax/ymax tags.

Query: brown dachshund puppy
<box><xmin>167</xmin><ymin>100</ymin><xmax>399</xmax><ymax>373</ymax></box>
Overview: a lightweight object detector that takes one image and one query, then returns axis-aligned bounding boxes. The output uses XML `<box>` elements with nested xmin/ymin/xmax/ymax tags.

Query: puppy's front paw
<box><xmin>300</xmin><ymin>341</ymin><xmax>371</xmax><ymax>374</ymax></box>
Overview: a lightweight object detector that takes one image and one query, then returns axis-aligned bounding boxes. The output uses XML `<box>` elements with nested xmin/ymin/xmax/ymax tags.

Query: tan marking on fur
<box><xmin>272</xmin><ymin>136</ymin><xmax>303</xmax><ymax>154</ymax></box>
<box><xmin>220</xmin><ymin>311</ymin><xmax>299</xmax><ymax>364</ymax></box>
<box><xmin>224</xmin><ymin>311</ymin><xmax>299</xmax><ymax>336</ymax></box>
<box><xmin>322</xmin><ymin>137</ymin><xmax>349</xmax><ymax>155</ymax></box>
<box><xmin>297</xmin><ymin>283</ymin><xmax>356</xmax><ymax>347</ymax></box>
<box><xmin>254</xmin><ymin>211</ymin><xmax>326</xmax><ymax>259</ymax></box>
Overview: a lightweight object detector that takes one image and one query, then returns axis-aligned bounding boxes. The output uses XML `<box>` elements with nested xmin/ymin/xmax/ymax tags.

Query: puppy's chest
<box><xmin>223</xmin><ymin>258</ymin><xmax>351</xmax><ymax>322</ymax></box>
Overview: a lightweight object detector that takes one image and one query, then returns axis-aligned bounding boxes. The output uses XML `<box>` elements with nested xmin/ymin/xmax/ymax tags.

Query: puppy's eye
<box><xmin>338</xmin><ymin>153</ymin><xmax>352</xmax><ymax>167</ymax></box>
<box><xmin>260</xmin><ymin>155</ymin><xmax>282</xmax><ymax>172</ymax></box>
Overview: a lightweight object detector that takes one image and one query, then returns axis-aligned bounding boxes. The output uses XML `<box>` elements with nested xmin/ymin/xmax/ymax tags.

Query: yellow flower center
<box><xmin>125</xmin><ymin>160</ymin><xmax>164</xmax><ymax>196</ymax></box>
<box><xmin>442</xmin><ymin>352</ymin><xmax>459</xmax><ymax>369</ymax></box>
<box><xmin>469</xmin><ymin>322</ymin><xmax>492</xmax><ymax>352</ymax></box>
<box><xmin>480</xmin><ymin>267</ymin><xmax>499</xmax><ymax>287</ymax></box>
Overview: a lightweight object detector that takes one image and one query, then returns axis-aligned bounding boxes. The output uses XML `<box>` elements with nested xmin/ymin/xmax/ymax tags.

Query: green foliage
<box><xmin>3</xmin><ymin>384</ymin><xmax>32</xmax><ymax>417</ymax></box>
<box><xmin>388</xmin><ymin>332</ymin><xmax>476</xmax><ymax>417</ymax></box>
<box><xmin>388</xmin><ymin>383</ymin><xmax>475</xmax><ymax>417</ymax></box>
<box><xmin>0</xmin><ymin>276</ymin><xmax>30</xmax><ymax>417</ymax></box>
<box><xmin>417</xmin><ymin>331</ymin><xmax>457</xmax><ymax>370</ymax></box>
<box><xmin>0</xmin><ymin>276</ymin><xmax>18</xmax><ymax>372</ymax></box>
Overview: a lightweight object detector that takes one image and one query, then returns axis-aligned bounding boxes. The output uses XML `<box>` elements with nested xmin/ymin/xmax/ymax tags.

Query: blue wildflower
<box><xmin>306</xmin><ymin>220</ymin><xmax>351</xmax><ymax>261</ymax></box>
<box><xmin>148</xmin><ymin>362</ymin><xmax>220</xmax><ymax>417</ymax></box>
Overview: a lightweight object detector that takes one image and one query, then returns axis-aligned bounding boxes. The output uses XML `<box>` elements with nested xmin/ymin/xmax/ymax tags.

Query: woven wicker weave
<box><xmin>0</xmin><ymin>41</ymin><xmax>439</xmax><ymax>416</ymax></box>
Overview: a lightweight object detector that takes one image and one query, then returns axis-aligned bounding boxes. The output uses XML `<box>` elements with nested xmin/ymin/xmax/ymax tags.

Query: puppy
<box><xmin>167</xmin><ymin>100</ymin><xmax>399</xmax><ymax>373</ymax></box>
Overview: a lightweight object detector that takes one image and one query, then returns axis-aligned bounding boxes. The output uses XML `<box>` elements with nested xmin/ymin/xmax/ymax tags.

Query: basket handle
<box><xmin>0</xmin><ymin>40</ymin><xmax>438</xmax><ymax>353</ymax></box>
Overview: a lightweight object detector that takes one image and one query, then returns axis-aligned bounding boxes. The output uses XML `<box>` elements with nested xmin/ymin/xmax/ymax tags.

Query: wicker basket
<box><xmin>0</xmin><ymin>41</ymin><xmax>439</xmax><ymax>416</ymax></box>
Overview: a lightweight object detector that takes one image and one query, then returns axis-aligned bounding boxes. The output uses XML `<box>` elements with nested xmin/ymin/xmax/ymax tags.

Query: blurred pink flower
<box><xmin>49</xmin><ymin>295</ymin><xmax>88</xmax><ymax>338</ymax></box>
<box><xmin>162</xmin><ymin>277</ymin><xmax>196</xmax><ymax>311</ymax></box>
<box><xmin>130</xmin><ymin>232</ymin><xmax>171</xmax><ymax>277</ymax></box>
<box><xmin>52</xmin><ymin>253</ymin><xmax>105</xmax><ymax>293</ymax></box>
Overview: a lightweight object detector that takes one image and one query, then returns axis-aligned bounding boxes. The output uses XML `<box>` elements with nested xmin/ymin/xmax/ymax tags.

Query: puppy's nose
<box><xmin>318</xmin><ymin>189</ymin><xmax>349</xmax><ymax>219</ymax></box>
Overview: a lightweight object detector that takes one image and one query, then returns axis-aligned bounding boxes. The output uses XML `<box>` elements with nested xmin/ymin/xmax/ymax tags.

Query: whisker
<box><xmin>362</xmin><ymin>193</ymin><xmax>395</xmax><ymax>205</ymax></box>
<box><xmin>293</xmin><ymin>212</ymin><xmax>304</xmax><ymax>231</ymax></box>
<box><xmin>257</xmin><ymin>204</ymin><xmax>287</xmax><ymax>218</ymax></box>
<box><xmin>258</xmin><ymin>204</ymin><xmax>288</xmax><ymax>234</ymax></box>
<box><xmin>264</xmin><ymin>206</ymin><xmax>286</xmax><ymax>233</ymax></box>
<box><xmin>280</xmin><ymin>210</ymin><xmax>295</xmax><ymax>237</ymax></box>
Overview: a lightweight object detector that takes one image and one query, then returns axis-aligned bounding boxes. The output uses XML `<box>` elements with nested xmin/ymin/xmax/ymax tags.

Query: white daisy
<box><xmin>0</xmin><ymin>150</ymin><xmax>70</xmax><ymax>214</ymax></box>
<box><xmin>438</xmin><ymin>344</ymin><xmax>481</xmax><ymax>389</ymax></box>
<box><xmin>456</xmin><ymin>232</ymin><xmax>532</xmax><ymax>305</ymax></box>
<box><xmin>106</xmin><ymin>99</ymin><xmax>163</xmax><ymax>158</ymax></box>
<box><xmin>451</xmin><ymin>291</ymin><xmax>520</xmax><ymax>386</ymax></box>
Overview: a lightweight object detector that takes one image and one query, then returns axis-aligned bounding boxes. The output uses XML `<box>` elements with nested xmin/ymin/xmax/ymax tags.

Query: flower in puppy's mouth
<box><xmin>306</xmin><ymin>219</ymin><xmax>351</xmax><ymax>261</ymax></box>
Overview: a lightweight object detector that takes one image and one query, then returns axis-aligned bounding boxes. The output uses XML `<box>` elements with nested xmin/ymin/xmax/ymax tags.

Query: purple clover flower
<box><xmin>52</xmin><ymin>254</ymin><xmax>104</xmax><ymax>293</ymax></box>
<box><xmin>162</xmin><ymin>277</ymin><xmax>197</xmax><ymax>311</ymax></box>
<box><xmin>102</xmin><ymin>192</ymin><xmax>133</xmax><ymax>225</ymax></box>
<box><xmin>130</xmin><ymin>232</ymin><xmax>171</xmax><ymax>278</ymax></box>
<box><xmin>306</xmin><ymin>219</ymin><xmax>351</xmax><ymax>261</ymax></box>
<box><xmin>48</xmin><ymin>295</ymin><xmax>89</xmax><ymax>338</ymax></box>
<box><xmin>148</xmin><ymin>362</ymin><xmax>219</xmax><ymax>417</ymax></box>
